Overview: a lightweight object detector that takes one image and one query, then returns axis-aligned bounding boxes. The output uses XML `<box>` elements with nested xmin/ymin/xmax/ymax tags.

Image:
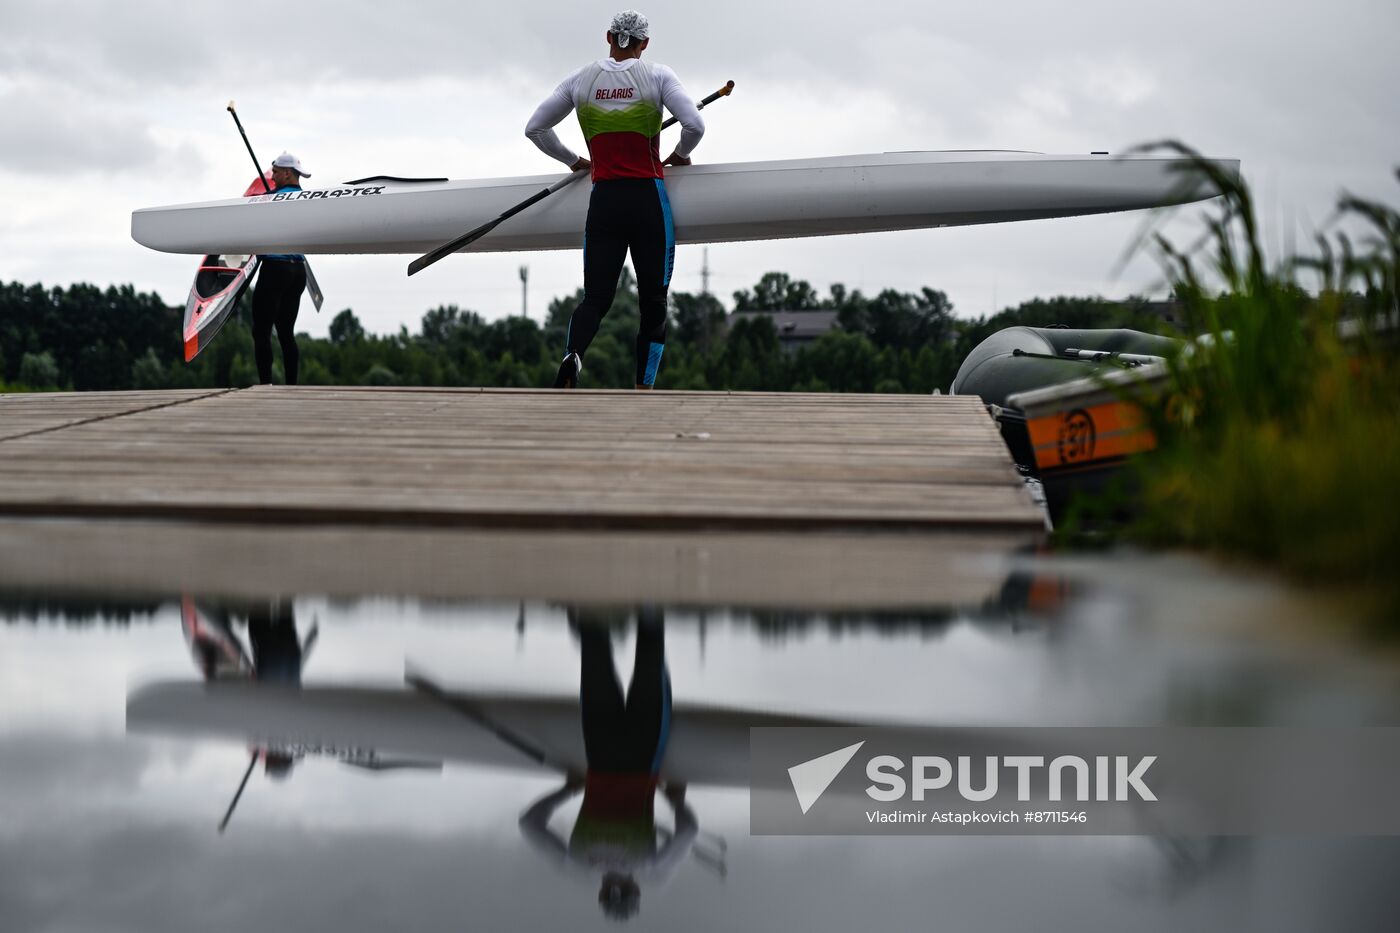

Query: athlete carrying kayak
<box><xmin>524</xmin><ymin>10</ymin><xmax>705</xmax><ymax>390</ymax></box>
<box><xmin>249</xmin><ymin>151</ymin><xmax>312</xmax><ymax>385</ymax></box>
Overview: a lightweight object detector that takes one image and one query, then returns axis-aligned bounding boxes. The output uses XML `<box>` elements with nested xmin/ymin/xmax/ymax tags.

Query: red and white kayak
<box><xmin>180</xmin><ymin>253</ymin><xmax>258</xmax><ymax>362</ymax></box>
<box><xmin>178</xmin><ymin>175</ymin><xmax>272</xmax><ymax>362</ymax></box>
<box><xmin>179</xmin><ymin>596</ymin><xmax>252</xmax><ymax>680</ymax></box>
<box><xmin>132</xmin><ymin>150</ymin><xmax>1240</xmax><ymax>258</ymax></box>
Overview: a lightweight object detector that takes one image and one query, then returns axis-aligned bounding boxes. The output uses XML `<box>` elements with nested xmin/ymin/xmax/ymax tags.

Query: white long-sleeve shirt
<box><xmin>525</xmin><ymin>58</ymin><xmax>704</xmax><ymax>181</ymax></box>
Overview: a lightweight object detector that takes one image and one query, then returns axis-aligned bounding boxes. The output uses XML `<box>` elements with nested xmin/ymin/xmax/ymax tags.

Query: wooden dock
<box><xmin>0</xmin><ymin>387</ymin><xmax>1044</xmax><ymax>607</ymax></box>
<box><xmin>0</xmin><ymin>386</ymin><xmax>1040</xmax><ymax>531</ymax></box>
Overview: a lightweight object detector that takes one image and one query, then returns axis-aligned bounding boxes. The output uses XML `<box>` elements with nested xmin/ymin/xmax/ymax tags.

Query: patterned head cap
<box><xmin>609</xmin><ymin>10</ymin><xmax>650</xmax><ymax>48</ymax></box>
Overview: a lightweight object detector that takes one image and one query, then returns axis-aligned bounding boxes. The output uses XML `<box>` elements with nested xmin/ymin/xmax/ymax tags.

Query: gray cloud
<box><xmin>0</xmin><ymin>89</ymin><xmax>203</xmax><ymax>176</ymax></box>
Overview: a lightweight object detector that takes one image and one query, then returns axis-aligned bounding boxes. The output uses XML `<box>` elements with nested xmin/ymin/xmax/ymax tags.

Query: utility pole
<box><xmin>519</xmin><ymin>265</ymin><xmax>529</xmax><ymax>319</ymax></box>
<box><xmin>701</xmin><ymin>248</ymin><xmax>711</xmax><ymax>296</ymax></box>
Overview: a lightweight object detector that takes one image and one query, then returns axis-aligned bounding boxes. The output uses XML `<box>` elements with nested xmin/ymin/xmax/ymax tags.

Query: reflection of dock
<box><xmin>0</xmin><ymin>387</ymin><xmax>1044</xmax><ymax>606</ymax></box>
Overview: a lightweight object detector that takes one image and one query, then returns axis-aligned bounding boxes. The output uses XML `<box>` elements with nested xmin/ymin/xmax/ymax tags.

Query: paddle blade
<box><xmin>303</xmin><ymin>261</ymin><xmax>325</xmax><ymax>311</ymax></box>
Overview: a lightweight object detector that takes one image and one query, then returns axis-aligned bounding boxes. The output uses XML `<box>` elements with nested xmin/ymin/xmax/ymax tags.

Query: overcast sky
<box><xmin>2</xmin><ymin>0</ymin><xmax>1397</xmax><ymax>338</ymax></box>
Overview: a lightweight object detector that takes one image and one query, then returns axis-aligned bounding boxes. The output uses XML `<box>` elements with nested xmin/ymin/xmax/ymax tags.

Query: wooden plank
<box><xmin>0</xmin><ymin>389</ymin><xmax>224</xmax><ymax>440</ymax></box>
<box><xmin>0</xmin><ymin>386</ymin><xmax>1044</xmax><ymax>533</ymax></box>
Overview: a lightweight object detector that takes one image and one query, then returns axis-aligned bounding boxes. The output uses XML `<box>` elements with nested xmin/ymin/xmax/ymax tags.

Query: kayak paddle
<box><xmin>218</xmin><ymin>749</ymin><xmax>260</xmax><ymax>833</ymax></box>
<box><xmin>407</xmin><ymin>80</ymin><xmax>735</xmax><ymax>277</ymax></box>
<box><xmin>226</xmin><ymin>100</ymin><xmax>325</xmax><ymax>312</ymax></box>
<box><xmin>405</xmin><ymin>667</ymin><xmax>570</xmax><ymax>772</ymax></box>
<box><xmin>228</xmin><ymin>101</ymin><xmax>273</xmax><ymax>197</ymax></box>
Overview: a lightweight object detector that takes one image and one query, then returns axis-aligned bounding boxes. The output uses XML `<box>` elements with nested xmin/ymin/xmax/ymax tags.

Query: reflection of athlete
<box><xmin>525</xmin><ymin>10</ymin><xmax>704</xmax><ymax>390</ymax></box>
<box><xmin>247</xmin><ymin>599</ymin><xmax>303</xmax><ymax>686</ymax></box>
<box><xmin>182</xmin><ymin>597</ymin><xmax>310</xmax><ymax>687</ymax></box>
<box><xmin>245</xmin><ymin>597</ymin><xmax>308</xmax><ymax>779</ymax></box>
<box><xmin>519</xmin><ymin>610</ymin><xmax>696</xmax><ymax>921</ymax></box>
<box><xmin>180</xmin><ymin>596</ymin><xmax>316</xmax><ymax>785</ymax></box>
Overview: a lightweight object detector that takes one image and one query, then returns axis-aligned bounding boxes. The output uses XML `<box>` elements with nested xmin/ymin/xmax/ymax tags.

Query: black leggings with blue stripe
<box><xmin>567</xmin><ymin>178</ymin><xmax>674</xmax><ymax>386</ymax></box>
<box><xmin>579</xmin><ymin>611</ymin><xmax>670</xmax><ymax>774</ymax></box>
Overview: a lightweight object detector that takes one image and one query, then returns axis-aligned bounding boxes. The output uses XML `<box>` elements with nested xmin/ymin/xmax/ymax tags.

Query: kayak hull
<box><xmin>126</xmin><ymin>680</ymin><xmax>860</xmax><ymax>787</ymax></box>
<box><xmin>132</xmin><ymin>151</ymin><xmax>1239</xmax><ymax>257</ymax></box>
<box><xmin>180</xmin><ymin>597</ymin><xmax>251</xmax><ymax>679</ymax></box>
<box><xmin>181</xmin><ymin>253</ymin><xmax>258</xmax><ymax>361</ymax></box>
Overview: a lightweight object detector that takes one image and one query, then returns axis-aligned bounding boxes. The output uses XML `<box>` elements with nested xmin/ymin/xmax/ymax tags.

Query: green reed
<box><xmin>1125</xmin><ymin>142</ymin><xmax>1400</xmax><ymax>604</ymax></box>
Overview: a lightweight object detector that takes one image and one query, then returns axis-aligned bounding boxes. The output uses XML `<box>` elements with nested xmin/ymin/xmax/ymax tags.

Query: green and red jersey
<box><xmin>526</xmin><ymin>58</ymin><xmax>704</xmax><ymax>181</ymax></box>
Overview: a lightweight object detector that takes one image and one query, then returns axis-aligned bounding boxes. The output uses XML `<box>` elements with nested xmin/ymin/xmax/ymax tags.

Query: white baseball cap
<box><xmin>271</xmin><ymin>151</ymin><xmax>311</xmax><ymax>178</ymax></box>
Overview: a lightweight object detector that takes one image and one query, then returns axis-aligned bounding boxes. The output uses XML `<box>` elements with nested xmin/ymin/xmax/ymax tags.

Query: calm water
<box><xmin>3</xmin><ymin>554</ymin><xmax>1398</xmax><ymax>932</ymax></box>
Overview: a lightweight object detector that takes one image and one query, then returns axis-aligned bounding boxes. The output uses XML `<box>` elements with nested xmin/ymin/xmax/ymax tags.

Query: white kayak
<box><xmin>130</xmin><ymin>150</ymin><xmax>1239</xmax><ymax>257</ymax></box>
<box><xmin>126</xmin><ymin>679</ymin><xmax>913</xmax><ymax>787</ymax></box>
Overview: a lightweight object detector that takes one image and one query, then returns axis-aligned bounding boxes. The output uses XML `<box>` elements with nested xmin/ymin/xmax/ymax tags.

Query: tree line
<box><xmin>1</xmin><ymin>270</ymin><xmax>1164</xmax><ymax>394</ymax></box>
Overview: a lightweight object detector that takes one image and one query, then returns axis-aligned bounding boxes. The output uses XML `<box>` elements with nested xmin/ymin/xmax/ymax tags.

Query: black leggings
<box><xmin>567</xmin><ymin>179</ymin><xmax>675</xmax><ymax>386</ymax></box>
<box><xmin>248</xmin><ymin>600</ymin><xmax>302</xmax><ymax>685</ymax></box>
<box><xmin>579</xmin><ymin>613</ymin><xmax>670</xmax><ymax>773</ymax></box>
<box><xmin>251</xmin><ymin>259</ymin><xmax>306</xmax><ymax>385</ymax></box>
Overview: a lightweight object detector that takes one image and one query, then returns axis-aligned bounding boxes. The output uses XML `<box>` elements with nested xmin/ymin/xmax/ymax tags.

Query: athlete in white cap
<box><xmin>251</xmin><ymin>151</ymin><xmax>312</xmax><ymax>384</ymax></box>
<box><xmin>525</xmin><ymin>11</ymin><xmax>705</xmax><ymax>389</ymax></box>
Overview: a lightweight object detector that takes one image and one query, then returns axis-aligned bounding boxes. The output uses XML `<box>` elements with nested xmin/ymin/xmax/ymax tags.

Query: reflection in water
<box><xmin>171</xmin><ymin>597</ymin><xmax>736</xmax><ymax>887</ymax></box>
<box><xmin>156</xmin><ymin>589</ymin><xmax>1213</xmax><ymax>921</ymax></box>
<box><xmin>182</xmin><ymin>598</ymin><xmax>250</xmax><ymax>680</ymax></box>
<box><xmin>157</xmin><ymin>584</ymin><xmax>1227</xmax><ymax>916</ymax></box>
<box><xmin>6</xmin><ymin>556</ymin><xmax>1400</xmax><ymax>932</ymax></box>
<box><xmin>181</xmin><ymin>596</ymin><xmax>315</xmax><ymax>687</ymax></box>
<box><xmin>180</xmin><ymin>597</ymin><xmax>439</xmax><ymax>829</ymax></box>
<box><xmin>0</xmin><ymin>593</ymin><xmax>161</xmax><ymax>626</ymax></box>
<box><xmin>182</xmin><ymin>596</ymin><xmax>319</xmax><ymax>826</ymax></box>
<box><xmin>737</xmin><ymin>552</ymin><xmax>1071</xmax><ymax>640</ymax></box>
<box><xmin>520</xmin><ymin>608</ymin><xmax>695</xmax><ymax>921</ymax></box>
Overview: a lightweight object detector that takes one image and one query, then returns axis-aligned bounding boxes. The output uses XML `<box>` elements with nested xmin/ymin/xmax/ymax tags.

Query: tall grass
<box><xmin>1127</xmin><ymin>143</ymin><xmax>1400</xmax><ymax>605</ymax></box>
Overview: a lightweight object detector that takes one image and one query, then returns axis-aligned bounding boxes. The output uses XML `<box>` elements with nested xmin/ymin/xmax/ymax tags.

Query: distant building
<box><xmin>729</xmin><ymin>310</ymin><xmax>840</xmax><ymax>354</ymax></box>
